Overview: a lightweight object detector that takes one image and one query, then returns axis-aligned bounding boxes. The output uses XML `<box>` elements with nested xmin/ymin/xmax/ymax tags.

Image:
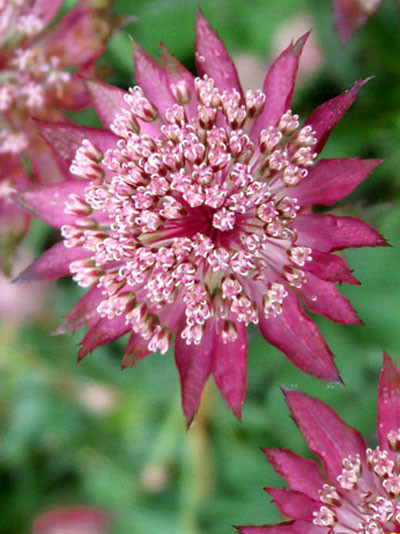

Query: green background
<box><xmin>2</xmin><ymin>0</ymin><xmax>400</xmax><ymax>532</ymax></box>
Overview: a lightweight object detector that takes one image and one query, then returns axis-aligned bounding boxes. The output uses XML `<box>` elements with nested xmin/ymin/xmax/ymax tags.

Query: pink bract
<box><xmin>237</xmin><ymin>354</ymin><xmax>400</xmax><ymax>534</ymax></box>
<box><xmin>18</xmin><ymin>11</ymin><xmax>385</xmax><ymax>424</ymax></box>
<box><xmin>334</xmin><ymin>0</ymin><xmax>381</xmax><ymax>42</ymax></box>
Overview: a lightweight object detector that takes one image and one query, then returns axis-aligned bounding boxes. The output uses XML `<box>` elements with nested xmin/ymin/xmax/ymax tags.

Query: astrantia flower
<box><xmin>237</xmin><ymin>353</ymin><xmax>400</xmax><ymax>534</ymax></box>
<box><xmin>32</xmin><ymin>506</ymin><xmax>110</xmax><ymax>534</ymax></box>
<box><xmin>18</xmin><ymin>12</ymin><xmax>385</xmax><ymax>424</ymax></box>
<box><xmin>334</xmin><ymin>0</ymin><xmax>381</xmax><ymax>42</ymax></box>
<box><xmin>0</xmin><ymin>0</ymin><xmax>119</xmax><ymax>165</ymax></box>
<box><xmin>0</xmin><ymin>0</ymin><xmax>121</xmax><ymax>268</ymax></box>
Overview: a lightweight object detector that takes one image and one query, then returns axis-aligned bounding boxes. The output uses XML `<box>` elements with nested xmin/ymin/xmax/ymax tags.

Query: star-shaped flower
<box><xmin>18</xmin><ymin>11</ymin><xmax>385</xmax><ymax>424</ymax></box>
<box><xmin>237</xmin><ymin>354</ymin><xmax>400</xmax><ymax>534</ymax></box>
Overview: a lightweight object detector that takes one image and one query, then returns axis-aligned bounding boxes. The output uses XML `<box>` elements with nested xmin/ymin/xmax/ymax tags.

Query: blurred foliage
<box><xmin>2</xmin><ymin>0</ymin><xmax>400</xmax><ymax>533</ymax></box>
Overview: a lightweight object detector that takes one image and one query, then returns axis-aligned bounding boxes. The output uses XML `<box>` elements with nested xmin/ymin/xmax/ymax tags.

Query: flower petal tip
<box><xmin>11</xmin><ymin>269</ymin><xmax>29</xmax><ymax>284</ymax></box>
<box><xmin>382</xmin><ymin>352</ymin><xmax>397</xmax><ymax>372</ymax></box>
<box><xmin>293</xmin><ymin>31</ymin><xmax>311</xmax><ymax>51</ymax></box>
<box><xmin>334</xmin><ymin>374</ymin><xmax>345</xmax><ymax>387</ymax></box>
<box><xmin>77</xmin><ymin>346</ymin><xmax>89</xmax><ymax>362</ymax></box>
<box><xmin>377</xmin><ymin>235</ymin><xmax>391</xmax><ymax>247</ymax></box>
<box><xmin>186</xmin><ymin>414</ymin><xmax>196</xmax><ymax>431</ymax></box>
<box><xmin>280</xmin><ymin>386</ymin><xmax>292</xmax><ymax>397</ymax></box>
<box><xmin>234</xmin><ymin>408</ymin><xmax>243</xmax><ymax>421</ymax></box>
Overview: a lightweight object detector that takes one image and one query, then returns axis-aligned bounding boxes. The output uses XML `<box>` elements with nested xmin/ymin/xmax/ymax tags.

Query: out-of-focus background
<box><xmin>2</xmin><ymin>0</ymin><xmax>400</xmax><ymax>532</ymax></box>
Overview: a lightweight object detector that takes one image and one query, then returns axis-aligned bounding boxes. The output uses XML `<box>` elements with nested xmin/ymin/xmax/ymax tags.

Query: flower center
<box><xmin>313</xmin><ymin>429</ymin><xmax>400</xmax><ymax>534</ymax></box>
<box><xmin>65</xmin><ymin>75</ymin><xmax>317</xmax><ymax>353</ymax></box>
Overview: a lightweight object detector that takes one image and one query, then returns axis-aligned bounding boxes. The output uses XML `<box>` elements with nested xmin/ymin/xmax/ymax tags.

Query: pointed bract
<box><xmin>377</xmin><ymin>353</ymin><xmax>400</xmax><ymax>451</ymax></box>
<box><xmin>133</xmin><ymin>43</ymin><xmax>176</xmax><ymax>119</ymax></box>
<box><xmin>195</xmin><ymin>10</ymin><xmax>243</xmax><ymax>97</ymax></box>
<box><xmin>305</xmin><ymin>251</ymin><xmax>359</xmax><ymax>285</ymax></box>
<box><xmin>304</xmin><ymin>79</ymin><xmax>370</xmax><ymax>154</ymax></box>
<box><xmin>37</xmin><ymin>120</ymin><xmax>116</xmax><ymax>169</ymax></box>
<box><xmin>237</xmin><ymin>523</ymin><xmax>319</xmax><ymax>534</ymax></box>
<box><xmin>78</xmin><ymin>316</ymin><xmax>130</xmax><ymax>361</ymax></box>
<box><xmin>175</xmin><ymin>320</ymin><xmax>214</xmax><ymax>426</ymax></box>
<box><xmin>262</xmin><ymin>448</ymin><xmax>326</xmax><ymax>500</ymax></box>
<box><xmin>290</xmin><ymin>158</ymin><xmax>381</xmax><ymax>206</ymax></box>
<box><xmin>251</xmin><ymin>33</ymin><xmax>308</xmax><ymax>142</ymax></box>
<box><xmin>285</xmin><ymin>390</ymin><xmax>366</xmax><ymax>481</ymax></box>
<box><xmin>160</xmin><ymin>42</ymin><xmax>197</xmax><ymax>120</ymax></box>
<box><xmin>55</xmin><ymin>287</ymin><xmax>105</xmax><ymax>335</ymax></box>
<box><xmin>16</xmin><ymin>181</ymin><xmax>88</xmax><ymax>228</ymax></box>
<box><xmin>85</xmin><ymin>79</ymin><xmax>129</xmax><ymax>129</ymax></box>
<box><xmin>295</xmin><ymin>214</ymin><xmax>387</xmax><ymax>252</ymax></box>
<box><xmin>212</xmin><ymin>321</ymin><xmax>247</xmax><ymax>419</ymax></box>
<box><xmin>15</xmin><ymin>242</ymin><xmax>90</xmax><ymax>282</ymax></box>
<box><xmin>236</xmin><ymin>527</ymin><xmax>274</xmax><ymax>534</ymax></box>
<box><xmin>40</xmin><ymin>8</ymin><xmax>113</xmax><ymax>70</ymax></box>
<box><xmin>265</xmin><ymin>488</ymin><xmax>317</xmax><ymax>522</ymax></box>
<box><xmin>122</xmin><ymin>333</ymin><xmax>151</xmax><ymax>369</ymax></box>
<box><xmin>300</xmin><ymin>273</ymin><xmax>362</xmax><ymax>324</ymax></box>
<box><xmin>258</xmin><ymin>292</ymin><xmax>340</xmax><ymax>382</ymax></box>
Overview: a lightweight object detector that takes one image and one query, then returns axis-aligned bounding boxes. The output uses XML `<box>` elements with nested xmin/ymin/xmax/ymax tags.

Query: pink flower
<box><xmin>0</xmin><ymin>0</ymin><xmax>118</xmax><ymax>165</ymax></box>
<box><xmin>334</xmin><ymin>0</ymin><xmax>381</xmax><ymax>42</ymax></box>
<box><xmin>18</xmin><ymin>12</ymin><xmax>385</xmax><ymax>424</ymax></box>
<box><xmin>0</xmin><ymin>0</ymin><xmax>121</xmax><ymax>269</ymax></box>
<box><xmin>236</xmin><ymin>354</ymin><xmax>400</xmax><ymax>534</ymax></box>
<box><xmin>32</xmin><ymin>505</ymin><xmax>110</xmax><ymax>534</ymax></box>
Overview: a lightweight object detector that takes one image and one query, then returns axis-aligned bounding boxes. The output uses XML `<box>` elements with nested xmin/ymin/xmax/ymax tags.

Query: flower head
<box><xmin>0</xmin><ymin>0</ymin><xmax>122</xmax><ymax>269</ymax></box>
<box><xmin>18</xmin><ymin>12</ymin><xmax>385</xmax><ymax>424</ymax></box>
<box><xmin>237</xmin><ymin>354</ymin><xmax>400</xmax><ymax>534</ymax></box>
<box><xmin>334</xmin><ymin>0</ymin><xmax>381</xmax><ymax>42</ymax></box>
<box><xmin>0</xmin><ymin>0</ymin><xmax>118</xmax><ymax>161</ymax></box>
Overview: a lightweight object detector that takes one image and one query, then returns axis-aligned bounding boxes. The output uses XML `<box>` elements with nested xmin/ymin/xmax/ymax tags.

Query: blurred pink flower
<box><xmin>0</xmin><ymin>0</ymin><xmax>122</xmax><ymax>269</ymax></box>
<box><xmin>0</xmin><ymin>0</ymin><xmax>117</xmax><ymax>164</ymax></box>
<box><xmin>237</xmin><ymin>353</ymin><xmax>400</xmax><ymax>534</ymax></box>
<box><xmin>334</xmin><ymin>0</ymin><xmax>381</xmax><ymax>42</ymax></box>
<box><xmin>0</xmin><ymin>246</ymin><xmax>51</xmax><ymax>322</ymax></box>
<box><xmin>32</xmin><ymin>505</ymin><xmax>110</xmax><ymax>534</ymax></box>
<box><xmin>19</xmin><ymin>11</ymin><xmax>385</xmax><ymax>424</ymax></box>
<box><xmin>75</xmin><ymin>381</ymin><xmax>118</xmax><ymax>414</ymax></box>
